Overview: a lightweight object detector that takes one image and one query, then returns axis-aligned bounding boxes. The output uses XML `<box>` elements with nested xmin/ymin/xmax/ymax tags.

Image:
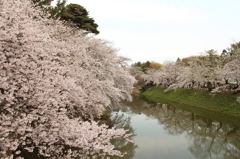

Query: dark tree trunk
<box><xmin>207</xmin><ymin>81</ymin><xmax>212</xmax><ymax>91</ymax></box>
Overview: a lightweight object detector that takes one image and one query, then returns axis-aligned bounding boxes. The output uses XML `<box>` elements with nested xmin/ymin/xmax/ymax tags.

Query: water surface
<box><xmin>112</xmin><ymin>94</ymin><xmax>240</xmax><ymax>159</ymax></box>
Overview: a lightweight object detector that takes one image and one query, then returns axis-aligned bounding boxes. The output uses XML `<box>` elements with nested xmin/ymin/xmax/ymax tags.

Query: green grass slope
<box><xmin>141</xmin><ymin>86</ymin><xmax>240</xmax><ymax>117</ymax></box>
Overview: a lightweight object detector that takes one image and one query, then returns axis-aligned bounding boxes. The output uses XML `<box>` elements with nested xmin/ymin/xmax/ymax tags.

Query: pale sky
<box><xmin>61</xmin><ymin>0</ymin><xmax>240</xmax><ymax>64</ymax></box>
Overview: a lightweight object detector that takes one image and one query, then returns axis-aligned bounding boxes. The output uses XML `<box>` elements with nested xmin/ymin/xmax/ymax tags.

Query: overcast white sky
<box><xmin>60</xmin><ymin>0</ymin><xmax>240</xmax><ymax>64</ymax></box>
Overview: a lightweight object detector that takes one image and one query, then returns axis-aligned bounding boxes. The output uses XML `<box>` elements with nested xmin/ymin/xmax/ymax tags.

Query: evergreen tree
<box><xmin>50</xmin><ymin>0</ymin><xmax>100</xmax><ymax>34</ymax></box>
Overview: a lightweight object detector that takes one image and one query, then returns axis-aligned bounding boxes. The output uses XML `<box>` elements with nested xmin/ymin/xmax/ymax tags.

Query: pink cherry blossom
<box><xmin>0</xmin><ymin>0</ymin><xmax>135</xmax><ymax>158</ymax></box>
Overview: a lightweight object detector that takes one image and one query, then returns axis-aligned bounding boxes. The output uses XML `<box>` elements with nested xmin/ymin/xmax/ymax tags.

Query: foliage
<box><xmin>132</xmin><ymin>61</ymin><xmax>149</xmax><ymax>73</ymax></box>
<box><xmin>0</xmin><ymin>0</ymin><xmax>135</xmax><ymax>158</ymax></box>
<box><xmin>31</xmin><ymin>0</ymin><xmax>54</xmax><ymax>15</ymax></box>
<box><xmin>50</xmin><ymin>0</ymin><xmax>100</xmax><ymax>34</ymax></box>
<box><xmin>131</xmin><ymin>61</ymin><xmax>162</xmax><ymax>73</ymax></box>
<box><xmin>149</xmin><ymin>62</ymin><xmax>163</xmax><ymax>69</ymax></box>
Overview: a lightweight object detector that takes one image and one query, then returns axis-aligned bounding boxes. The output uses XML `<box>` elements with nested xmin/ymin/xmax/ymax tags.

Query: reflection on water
<box><xmin>112</xmin><ymin>94</ymin><xmax>240</xmax><ymax>159</ymax></box>
<box><xmin>110</xmin><ymin>113</ymin><xmax>137</xmax><ymax>159</ymax></box>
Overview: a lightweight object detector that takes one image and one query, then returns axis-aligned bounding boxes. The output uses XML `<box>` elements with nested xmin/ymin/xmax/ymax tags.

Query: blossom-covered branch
<box><xmin>0</xmin><ymin>0</ymin><xmax>135</xmax><ymax>158</ymax></box>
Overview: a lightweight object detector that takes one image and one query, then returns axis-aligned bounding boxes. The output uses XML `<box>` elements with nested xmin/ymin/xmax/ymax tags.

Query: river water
<box><xmin>111</xmin><ymin>94</ymin><xmax>240</xmax><ymax>159</ymax></box>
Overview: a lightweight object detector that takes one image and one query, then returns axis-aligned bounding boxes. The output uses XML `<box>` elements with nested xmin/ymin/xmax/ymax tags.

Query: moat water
<box><xmin>111</xmin><ymin>94</ymin><xmax>240</xmax><ymax>159</ymax></box>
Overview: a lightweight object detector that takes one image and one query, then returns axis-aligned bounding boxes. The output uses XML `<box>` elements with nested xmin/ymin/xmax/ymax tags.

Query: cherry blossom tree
<box><xmin>211</xmin><ymin>45</ymin><xmax>240</xmax><ymax>101</ymax></box>
<box><xmin>222</xmin><ymin>50</ymin><xmax>240</xmax><ymax>85</ymax></box>
<box><xmin>194</xmin><ymin>50</ymin><xmax>221</xmax><ymax>91</ymax></box>
<box><xmin>166</xmin><ymin>64</ymin><xmax>197</xmax><ymax>90</ymax></box>
<box><xmin>159</xmin><ymin>51</ymin><xmax>221</xmax><ymax>91</ymax></box>
<box><xmin>0</xmin><ymin>0</ymin><xmax>135</xmax><ymax>158</ymax></box>
<box><xmin>167</xmin><ymin>52</ymin><xmax>222</xmax><ymax>91</ymax></box>
<box><xmin>143</xmin><ymin>61</ymin><xmax>184</xmax><ymax>88</ymax></box>
<box><xmin>127</xmin><ymin>66</ymin><xmax>145</xmax><ymax>86</ymax></box>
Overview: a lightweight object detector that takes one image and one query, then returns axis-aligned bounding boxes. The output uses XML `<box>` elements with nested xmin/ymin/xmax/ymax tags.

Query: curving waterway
<box><xmin>111</xmin><ymin>94</ymin><xmax>240</xmax><ymax>159</ymax></box>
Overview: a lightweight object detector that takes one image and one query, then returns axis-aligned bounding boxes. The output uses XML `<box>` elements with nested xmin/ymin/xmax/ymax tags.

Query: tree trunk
<box><xmin>207</xmin><ymin>81</ymin><xmax>212</xmax><ymax>91</ymax></box>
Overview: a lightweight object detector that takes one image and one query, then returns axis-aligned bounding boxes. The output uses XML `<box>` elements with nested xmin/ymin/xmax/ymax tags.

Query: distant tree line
<box><xmin>131</xmin><ymin>42</ymin><xmax>240</xmax><ymax>102</ymax></box>
<box><xmin>132</xmin><ymin>61</ymin><xmax>162</xmax><ymax>73</ymax></box>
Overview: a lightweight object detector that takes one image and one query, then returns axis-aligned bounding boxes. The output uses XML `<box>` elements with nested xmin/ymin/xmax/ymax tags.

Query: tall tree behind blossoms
<box><xmin>0</xmin><ymin>0</ymin><xmax>135</xmax><ymax>158</ymax></box>
<box><xmin>49</xmin><ymin>0</ymin><xmax>100</xmax><ymax>34</ymax></box>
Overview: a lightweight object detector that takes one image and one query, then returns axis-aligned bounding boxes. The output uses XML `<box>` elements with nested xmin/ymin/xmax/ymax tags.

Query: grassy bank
<box><xmin>141</xmin><ymin>86</ymin><xmax>240</xmax><ymax>117</ymax></box>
